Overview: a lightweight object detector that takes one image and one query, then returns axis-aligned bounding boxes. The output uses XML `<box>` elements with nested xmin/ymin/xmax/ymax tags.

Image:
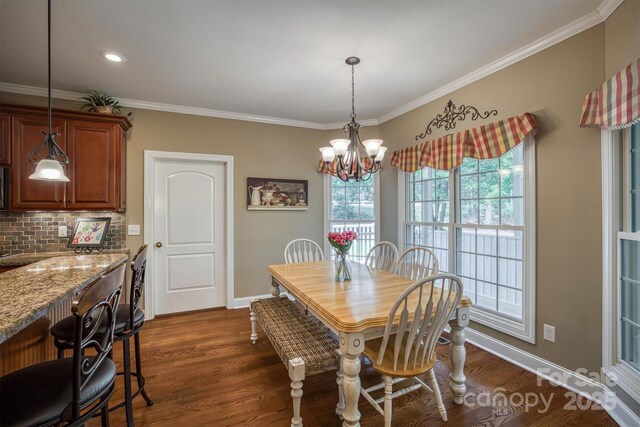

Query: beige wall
<box><xmin>605</xmin><ymin>0</ymin><xmax>640</xmax><ymax>77</ymax></box>
<box><xmin>379</xmin><ymin>24</ymin><xmax>606</xmax><ymax>372</ymax></box>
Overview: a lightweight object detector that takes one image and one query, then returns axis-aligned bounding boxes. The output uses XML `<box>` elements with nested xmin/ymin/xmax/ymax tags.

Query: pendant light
<box><xmin>319</xmin><ymin>57</ymin><xmax>384</xmax><ymax>182</ymax></box>
<box><xmin>28</xmin><ymin>0</ymin><xmax>70</xmax><ymax>182</ymax></box>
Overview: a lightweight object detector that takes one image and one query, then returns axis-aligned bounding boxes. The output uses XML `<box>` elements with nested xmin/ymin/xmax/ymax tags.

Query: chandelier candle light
<box><xmin>328</xmin><ymin>231</ymin><xmax>357</xmax><ymax>281</ymax></box>
<box><xmin>319</xmin><ymin>57</ymin><xmax>386</xmax><ymax>182</ymax></box>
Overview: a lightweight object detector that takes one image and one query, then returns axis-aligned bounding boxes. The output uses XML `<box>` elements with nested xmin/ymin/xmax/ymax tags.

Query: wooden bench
<box><xmin>250</xmin><ymin>296</ymin><xmax>344</xmax><ymax>427</ymax></box>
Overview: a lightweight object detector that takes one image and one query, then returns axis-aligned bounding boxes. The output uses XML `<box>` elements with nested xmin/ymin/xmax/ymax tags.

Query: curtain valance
<box><xmin>390</xmin><ymin>112</ymin><xmax>537</xmax><ymax>172</ymax></box>
<box><xmin>580</xmin><ymin>57</ymin><xmax>640</xmax><ymax>130</ymax></box>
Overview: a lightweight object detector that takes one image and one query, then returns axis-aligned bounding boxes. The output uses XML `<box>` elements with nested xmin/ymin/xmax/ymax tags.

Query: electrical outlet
<box><xmin>57</xmin><ymin>225</ymin><xmax>67</xmax><ymax>237</ymax></box>
<box><xmin>543</xmin><ymin>324</ymin><xmax>556</xmax><ymax>343</ymax></box>
<box><xmin>128</xmin><ymin>225</ymin><xmax>141</xmax><ymax>236</ymax></box>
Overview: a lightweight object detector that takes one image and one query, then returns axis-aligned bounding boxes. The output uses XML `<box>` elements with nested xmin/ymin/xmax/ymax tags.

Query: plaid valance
<box><xmin>391</xmin><ymin>112</ymin><xmax>537</xmax><ymax>172</ymax></box>
<box><xmin>580</xmin><ymin>57</ymin><xmax>640</xmax><ymax>130</ymax></box>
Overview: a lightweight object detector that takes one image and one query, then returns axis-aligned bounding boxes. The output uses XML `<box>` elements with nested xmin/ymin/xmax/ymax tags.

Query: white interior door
<box><xmin>151</xmin><ymin>157</ymin><xmax>227</xmax><ymax>315</ymax></box>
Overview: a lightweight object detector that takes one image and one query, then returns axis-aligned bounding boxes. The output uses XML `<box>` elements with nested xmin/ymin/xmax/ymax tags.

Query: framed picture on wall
<box><xmin>247</xmin><ymin>177</ymin><xmax>308</xmax><ymax>211</ymax></box>
<box><xmin>67</xmin><ymin>217</ymin><xmax>111</xmax><ymax>253</ymax></box>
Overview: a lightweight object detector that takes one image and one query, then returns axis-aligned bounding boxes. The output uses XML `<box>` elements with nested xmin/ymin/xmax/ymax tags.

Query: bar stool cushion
<box><xmin>0</xmin><ymin>357</ymin><xmax>116</xmax><ymax>427</ymax></box>
<box><xmin>52</xmin><ymin>304</ymin><xmax>145</xmax><ymax>341</ymax></box>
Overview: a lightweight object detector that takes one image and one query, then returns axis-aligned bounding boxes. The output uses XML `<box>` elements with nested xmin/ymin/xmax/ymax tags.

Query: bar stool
<box><xmin>0</xmin><ymin>262</ymin><xmax>125</xmax><ymax>427</ymax></box>
<box><xmin>51</xmin><ymin>245</ymin><xmax>153</xmax><ymax>427</ymax></box>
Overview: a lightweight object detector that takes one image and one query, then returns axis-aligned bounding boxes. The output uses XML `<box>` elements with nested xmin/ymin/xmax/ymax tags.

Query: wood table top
<box><xmin>268</xmin><ymin>261</ymin><xmax>472</xmax><ymax>333</ymax></box>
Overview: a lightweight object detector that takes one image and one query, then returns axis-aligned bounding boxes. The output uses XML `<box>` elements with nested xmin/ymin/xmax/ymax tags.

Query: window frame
<box><xmin>602</xmin><ymin>127</ymin><xmax>640</xmax><ymax>402</ymax></box>
<box><xmin>399</xmin><ymin>134</ymin><xmax>536</xmax><ymax>343</ymax></box>
<box><xmin>323</xmin><ymin>174</ymin><xmax>381</xmax><ymax>260</ymax></box>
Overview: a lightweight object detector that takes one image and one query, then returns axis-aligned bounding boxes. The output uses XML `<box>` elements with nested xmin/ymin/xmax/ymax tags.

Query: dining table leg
<box><xmin>339</xmin><ymin>331</ymin><xmax>365</xmax><ymax>427</ymax></box>
<box><xmin>271</xmin><ymin>277</ymin><xmax>281</xmax><ymax>297</ymax></box>
<box><xmin>449</xmin><ymin>306</ymin><xmax>470</xmax><ymax>404</ymax></box>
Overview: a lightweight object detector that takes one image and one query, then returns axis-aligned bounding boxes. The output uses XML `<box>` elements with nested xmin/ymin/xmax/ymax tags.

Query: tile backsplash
<box><xmin>0</xmin><ymin>212</ymin><xmax>125</xmax><ymax>254</ymax></box>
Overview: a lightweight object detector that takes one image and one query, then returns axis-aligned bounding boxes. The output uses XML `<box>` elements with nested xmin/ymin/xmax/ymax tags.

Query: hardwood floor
<box><xmin>89</xmin><ymin>308</ymin><xmax>617</xmax><ymax>426</ymax></box>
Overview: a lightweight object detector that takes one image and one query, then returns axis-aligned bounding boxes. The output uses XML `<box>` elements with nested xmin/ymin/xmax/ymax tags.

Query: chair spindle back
<box><xmin>284</xmin><ymin>239</ymin><xmax>325</xmax><ymax>263</ymax></box>
<box><xmin>364</xmin><ymin>241</ymin><xmax>399</xmax><ymax>273</ymax></box>
<box><xmin>396</xmin><ymin>246</ymin><xmax>439</xmax><ymax>281</ymax></box>
<box><xmin>128</xmin><ymin>244</ymin><xmax>148</xmax><ymax>330</ymax></box>
<box><xmin>376</xmin><ymin>274</ymin><xmax>463</xmax><ymax>372</ymax></box>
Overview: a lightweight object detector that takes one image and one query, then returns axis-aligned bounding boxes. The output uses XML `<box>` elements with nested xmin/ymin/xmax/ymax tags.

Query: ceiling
<box><xmin>0</xmin><ymin>0</ymin><xmax>610</xmax><ymax>128</ymax></box>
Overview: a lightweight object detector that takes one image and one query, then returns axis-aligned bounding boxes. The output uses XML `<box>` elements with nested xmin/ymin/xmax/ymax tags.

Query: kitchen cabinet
<box><xmin>0</xmin><ymin>104</ymin><xmax>131</xmax><ymax>211</ymax></box>
<box><xmin>0</xmin><ymin>113</ymin><xmax>10</xmax><ymax>165</ymax></box>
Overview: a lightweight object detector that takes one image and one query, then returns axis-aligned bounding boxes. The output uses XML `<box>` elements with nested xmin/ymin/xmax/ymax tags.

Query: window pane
<box><xmin>479</xmin><ymin>199</ymin><xmax>499</xmax><ymax>225</ymax></box>
<box><xmin>479</xmin><ymin>158</ymin><xmax>499</xmax><ymax>172</ymax></box>
<box><xmin>435</xmin><ymin>178</ymin><xmax>449</xmax><ymax>201</ymax></box>
<box><xmin>498</xmin><ymin>258</ymin><xmax>523</xmax><ymax>289</ymax></box>
<box><xmin>329</xmin><ymin>222</ymin><xmax>375</xmax><ymax>262</ymax></box>
<box><xmin>476</xmin><ymin>281</ymin><xmax>497</xmax><ymax>311</ymax></box>
<box><xmin>460</xmin><ymin>157</ymin><xmax>478</xmax><ymax>175</ymax></box>
<box><xmin>479</xmin><ymin>172</ymin><xmax>499</xmax><ymax>198</ymax></box>
<box><xmin>620</xmin><ymin>238</ymin><xmax>640</xmax><ymax>373</ymax></box>
<box><xmin>460</xmin><ymin>175</ymin><xmax>478</xmax><ymax>199</ymax></box>
<box><xmin>498</xmin><ymin>230</ymin><xmax>523</xmax><ymax>259</ymax></box>
<box><xmin>500</xmin><ymin>168</ymin><xmax>524</xmax><ymax>197</ymax></box>
<box><xmin>477</xmin><ymin>255</ymin><xmax>497</xmax><ymax>282</ymax></box>
<box><xmin>476</xmin><ymin>229</ymin><xmax>497</xmax><ymax>256</ymax></box>
<box><xmin>498</xmin><ymin>287</ymin><xmax>523</xmax><ymax>319</ymax></box>
<box><xmin>332</xmin><ymin>203</ymin><xmax>346</xmax><ymax>220</ymax></box>
<box><xmin>456</xmin><ymin>251</ymin><xmax>476</xmax><ymax>280</ymax></box>
<box><xmin>332</xmin><ymin>185</ymin><xmax>346</xmax><ymax>203</ymax></box>
<box><xmin>457</xmin><ymin>227</ymin><xmax>476</xmax><ymax>253</ymax></box>
<box><xmin>461</xmin><ymin>200</ymin><xmax>478</xmax><ymax>224</ymax></box>
<box><xmin>500</xmin><ymin>198</ymin><xmax>524</xmax><ymax>226</ymax></box>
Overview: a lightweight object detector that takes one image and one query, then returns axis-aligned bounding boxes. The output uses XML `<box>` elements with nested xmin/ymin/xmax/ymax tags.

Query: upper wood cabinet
<box><xmin>0</xmin><ymin>104</ymin><xmax>131</xmax><ymax>211</ymax></box>
<box><xmin>0</xmin><ymin>113</ymin><xmax>10</xmax><ymax>166</ymax></box>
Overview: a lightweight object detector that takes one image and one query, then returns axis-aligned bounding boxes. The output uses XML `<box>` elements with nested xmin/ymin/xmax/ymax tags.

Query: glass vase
<box><xmin>334</xmin><ymin>250</ymin><xmax>352</xmax><ymax>282</ymax></box>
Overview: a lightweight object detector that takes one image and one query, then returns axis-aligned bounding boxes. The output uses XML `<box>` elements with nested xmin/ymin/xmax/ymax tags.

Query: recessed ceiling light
<box><xmin>101</xmin><ymin>51</ymin><xmax>125</xmax><ymax>63</ymax></box>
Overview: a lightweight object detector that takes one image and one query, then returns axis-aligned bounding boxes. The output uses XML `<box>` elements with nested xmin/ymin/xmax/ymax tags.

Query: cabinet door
<box><xmin>66</xmin><ymin>120</ymin><xmax>120</xmax><ymax>210</ymax></box>
<box><xmin>0</xmin><ymin>113</ymin><xmax>10</xmax><ymax>165</ymax></box>
<box><xmin>11</xmin><ymin>115</ymin><xmax>67</xmax><ymax>209</ymax></box>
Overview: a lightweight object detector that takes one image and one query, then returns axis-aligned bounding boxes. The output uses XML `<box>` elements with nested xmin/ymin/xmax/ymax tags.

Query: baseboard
<box><xmin>463</xmin><ymin>327</ymin><xmax>640</xmax><ymax>426</ymax></box>
<box><xmin>233</xmin><ymin>293</ymin><xmax>273</xmax><ymax>308</ymax></box>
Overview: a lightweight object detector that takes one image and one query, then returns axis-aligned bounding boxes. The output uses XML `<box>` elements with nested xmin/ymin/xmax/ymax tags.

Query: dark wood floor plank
<box><xmin>88</xmin><ymin>308</ymin><xmax>618</xmax><ymax>426</ymax></box>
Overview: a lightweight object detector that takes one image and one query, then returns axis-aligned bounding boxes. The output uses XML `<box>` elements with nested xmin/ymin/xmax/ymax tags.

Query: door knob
<box><xmin>155</xmin><ymin>242</ymin><xmax>162</xmax><ymax>248</ymax></box>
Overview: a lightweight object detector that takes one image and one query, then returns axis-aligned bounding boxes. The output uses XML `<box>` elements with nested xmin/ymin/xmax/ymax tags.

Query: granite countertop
<box><xmin>0</xmin><ymin>249</ymin><xmax>130</xmax><ymax>267</ymax></box>
<box><xmin>0</xmin><ymin>253</ymin><xmax>128</xmax><ymax>343</ymax></box>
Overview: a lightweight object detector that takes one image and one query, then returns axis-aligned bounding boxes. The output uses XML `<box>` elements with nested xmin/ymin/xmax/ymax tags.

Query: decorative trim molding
<box><xmin>0</xmin><ymin>82</ymin><xmax>377</xmax><ymax>131</ymax></box>
<box><xmin>464</xmin><ymin>327</ymin><xmax>640</xmax><ymax>427</ymax></box>
<box><xmin>377</xmin><ymin>0</ymin><xmax>623</xmax><ymax>124</ymax></box>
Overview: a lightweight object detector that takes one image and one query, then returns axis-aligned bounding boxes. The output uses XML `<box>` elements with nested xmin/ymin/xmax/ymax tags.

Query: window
<box><xmin>603</xmin><ymin>122</ymin><xmax>640</xmax><ymax>402</ymax></box>
<box><xmin>620</xmin><ymin>124</ymin><xmax>640</xmax><ymax>374</ymax></box>
<box><xmin>401</xmin><ymin>137</ymin><xmax>535</xmax><ymax>342</ymax></box>
<box><xmin>325</xmin><ymin>175</ymin><xmax>379</xmax><ymax>262</ymax></box>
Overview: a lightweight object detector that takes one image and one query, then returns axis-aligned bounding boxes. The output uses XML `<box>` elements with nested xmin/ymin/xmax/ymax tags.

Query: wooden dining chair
<box><xmin>364</xmin><ymin>241</ymin><xmax>399</xmax><ymax>272</ymax></box>
<box><xmin>396</xmin><ymin>246</ymin><xmax>439</xmax><ymax>280</ymax></box>
<box><xmin>360</xmin><ymin>273</ymin><xmax>463</xmax><ymax>426</ymax></box>
<box><xmin>0</xmin><ymin>262</ymin><xmax>125</xmax><ymax>427</ymax></box>
<box><xmin>284</xmin><ymin>238</ymin><xmax>325</xmax><ymax>263</ymax></box>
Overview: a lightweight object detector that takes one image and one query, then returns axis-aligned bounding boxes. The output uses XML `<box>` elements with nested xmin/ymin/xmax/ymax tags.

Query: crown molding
<box><xmin>597</xmin><ymin>0</ymin><xmax>624</xmax><ymax>20</ymax></box>
<box><xmin>377</xmin><ymin>0</ymin><xmax>622</xmax><ymax>124</ymax></box>
<box><xmin>0</xmin><ymin>82</ymin><xmax>352</xmax><ymax>131</ymax></box>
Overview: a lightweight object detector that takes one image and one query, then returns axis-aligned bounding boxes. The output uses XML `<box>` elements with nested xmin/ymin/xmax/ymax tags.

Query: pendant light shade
<box><xmin>29</xmin><ymin>158</ymin><xmax>70</xmax><ymax>182</ymax></box>
<box><xmin>28</xmin><ymin>0</ymin><xmax>70</xmax><ymax>182</ymax></box>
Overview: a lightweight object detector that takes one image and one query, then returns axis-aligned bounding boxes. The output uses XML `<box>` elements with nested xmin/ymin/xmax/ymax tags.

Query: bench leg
<box><xmin>289</xmin><ymin>358</ymin><xmax>305</xmax><ymax>427</ymax></box>
<box><xmin>249</xmin><ymin>299</ymin><xmax>258</xmax><ymax>344</ymax></box>
<box><xmin>336</xmin><ymin>350</ymin><xmax>345</xmax><ymax>420</ymax></box>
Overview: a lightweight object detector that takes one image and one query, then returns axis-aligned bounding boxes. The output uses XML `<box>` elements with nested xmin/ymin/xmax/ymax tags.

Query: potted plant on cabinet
<box><xmin>80</xmin><ymin>90</ymin><xmax>123</xmax><ymax>115</ymax></box>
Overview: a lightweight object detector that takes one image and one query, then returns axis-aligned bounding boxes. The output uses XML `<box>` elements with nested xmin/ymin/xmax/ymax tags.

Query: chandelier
<box><xmin>319</xmin><ymin>57</ymin><xmax>385</xmax><ymax>182</ymax></box>
<box><xmin>28</xmin><ymin>0</ymin><xmax>70</xmax><ymax>182</ymax></box>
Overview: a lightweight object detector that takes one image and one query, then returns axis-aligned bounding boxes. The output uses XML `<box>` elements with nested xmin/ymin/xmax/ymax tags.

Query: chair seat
<box><xmin>52</xmin><ymin>304</ymin><xmax>145</xmax><ymax>342</ymax></box>
<box><xmin>252</xmin><ymin>297</ymin><xmax>339</xmax><ymax>376</ymax></box>
<box><xmin>0</xmin><ymin>357</ymin><xmax>116</xmax><ymax>427</ymax></box>
<box><xmin>363</xmin><ymin>335</ymin><xmax>438</xmax><ymax>378</ymax></box>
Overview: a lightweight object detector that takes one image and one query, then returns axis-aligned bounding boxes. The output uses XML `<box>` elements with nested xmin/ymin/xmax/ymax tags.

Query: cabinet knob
<box><xmin>155</xmin><ymin>242</ymin><xmax>162</xmax><ymax>248</ymax></box>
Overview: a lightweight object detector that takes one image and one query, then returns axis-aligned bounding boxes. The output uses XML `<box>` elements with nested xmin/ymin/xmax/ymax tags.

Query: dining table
<box><xmin>268</xmin><ymin>260</ymin><xmax>472</xmax><ymax>427</ymax></box>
